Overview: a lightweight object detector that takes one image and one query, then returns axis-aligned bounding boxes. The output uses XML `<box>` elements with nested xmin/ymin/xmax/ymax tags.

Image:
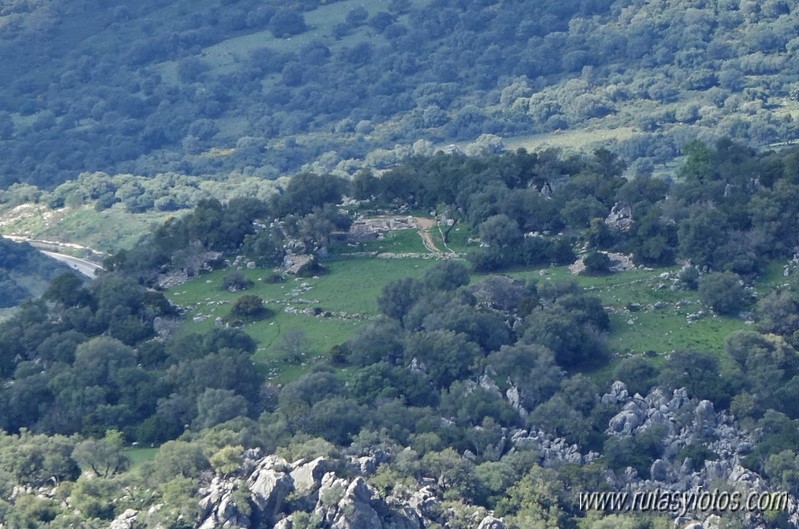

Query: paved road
<box><xmin>39</xmin><ymin>250</ymin><xmax>104</xmax><ymax>278</ymax></box>
<box><xmin>1</xmin><ymin>235</ymin><xmax>104</xmax><ymax>278</ymax></box>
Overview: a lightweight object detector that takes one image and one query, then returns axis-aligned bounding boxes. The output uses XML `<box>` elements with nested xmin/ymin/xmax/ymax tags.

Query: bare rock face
<box><xmin>477</xmin><ymin>515</ymin><xmax>506</xmax><ymax>529</ymax></box>
<box><xmin>597</xmin><ymin>381</ymin><xmax>798</xmax><ymax>523</ymax></box>
<box><xmin>192</xmin><ymin>379</ymin><xmax>796</xmax><ymax>529</ymax></box>
<box><xmin>407</xmin><ymin>485</ymin><xmax>440</xmax><ymax>521</ymax></box>
<box><xmin>247</xmin><ymin>455</ymin><xmax>293</xmax><ymax>524</ymax></box>
<box><xmin>650</xmin><ymin>458</ymin><xmax>674</xmax><ymax>482</ymax></box>
<box><xmin>197</xmin><ymin>477</ymin><xmax>249</xmax><ymax>529</ymax></box>
<box><xmin>608</xmin><ymin>409</ymin><xmax>645</xmax><ymax>435</ymax></box>
<box><xmin>273</xmin><ymin>518</ymin><xmax>293</xmax><ymax>529</ymax></box>
<box><xmin>290</xmin><ymin>456</ymin><xmax>328</xmax><ymax>493</ymax></box>
<box><xmin>605</xmin><ymin>202</ymin><xmax>633</xmax><ymax>231</ymax></box>
<box><xmin>508</xmin><ymin>429</ymin><xmax>596</xmax><ymax>466</ymax></box>
<box><xmin>506</xmin><ymin>384</ymin><xmax>528</xmax><ymax>418</ymax></box>
<box><xmin>109</xmin><ymin>509</ymin><xmax>138</xmax><ymax>529</ymax></box>
<box><xmin>601</xmin><ymin>380</ymin><xmax>629</xmax><ymax>405</ymax></box>
<box><xmin>330</xmin><ymin>478</ymin><xmax>383</xmax><ymax>529</ymax></box>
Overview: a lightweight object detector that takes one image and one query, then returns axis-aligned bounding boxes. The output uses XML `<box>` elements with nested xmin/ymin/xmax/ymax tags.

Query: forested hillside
<box><xmin>2</xmin><ymin>142</ymin><xmax>799</xmax><ymax>527</ymax></box>
<box><xmin>6</xmin><ymin>0</ymin><xmax>799</xmax><ymax>527</ymax></box>
<box><xmin>1</xmin><ymin>0</ymin><xmax>799</xmax><ymax>189</ymax></box>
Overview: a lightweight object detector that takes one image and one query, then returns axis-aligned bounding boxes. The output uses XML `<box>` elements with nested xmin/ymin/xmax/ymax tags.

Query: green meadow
<box><xmin>167</xmin><ymin>255</ymin><xmax>438</xmax><ymax>382</ymax></box>
<box><xmin>168</xmin><ymin>228</ymin><xmax>790</xmax><ymax>383</ymax></box>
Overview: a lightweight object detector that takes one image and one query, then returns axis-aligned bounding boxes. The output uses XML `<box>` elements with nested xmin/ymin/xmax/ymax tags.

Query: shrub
<box><xmin>229</xmin><ymin>295</ymin><xmax>271</xmax><ymax>321</ymax></box>
<box><xmin>698</xmin><ymin>271</ymin><xmax>751</xmax><ymax>315</ymax></box>
<box><xmin>222</xmin><ymin>271</ymin><xmax>253</xmax><ymax>292</ymax></box>
<box><xmin>583</xmin><ymin>251</ymin><xmax>611</xmax><ymax>275</ymax></box>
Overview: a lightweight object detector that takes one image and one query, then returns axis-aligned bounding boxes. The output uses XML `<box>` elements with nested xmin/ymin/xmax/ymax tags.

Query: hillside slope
<box><xmin>1</xmin><ymin>0</ymin><xmax>798</xmax><ymax>188</ymax></box>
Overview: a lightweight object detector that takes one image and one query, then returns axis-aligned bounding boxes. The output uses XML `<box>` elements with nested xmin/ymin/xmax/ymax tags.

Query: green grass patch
<box><xmin>36</xmin><ymin>205</ymin><xmax>177</xmax><ymax>254</ymax></box>
<box><xmin>502</xmin><ymin>126</ymin><xmax>639</xmax><ymax>154</ymax></box>
<box><xmin>509</xmin><ymin>264</ymin><xmax>751</xmax><ymax>355</ymax></box>
<box><xmin>431</xmin><ymin>224</ymin><xmax>473</xmax><ymax>254</ymax></box>
<box><xmin>607</xmin><ymin>310</ymin><xmax>747</xmax><ymax>355</ymax></box>
<box><xmin>124</xmin><ymin>447</ymin><xmax>158</xmax><ymax>468</ymax></box>
<box><xmin>755</xmin><ymin>259</ymin><xmax>792</xmax><ymax>295</ymax></box>
<box><xmin>167</xmin><ymin>256</ymin><xmax>438</xmax><ymax>382</ymax></box>
<box><xmin>330</xmin><ymin>229</ymin><xmax>429</xmax><ymax>255</ymax></box>
<box><xmin>167</xmin><ymin>229</ymin><xmax>791</xmax><ymax>385</ymax></box>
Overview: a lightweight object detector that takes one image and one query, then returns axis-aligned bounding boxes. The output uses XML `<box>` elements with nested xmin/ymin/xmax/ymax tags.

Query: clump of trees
<box><xmin>352</xmin><ymin>140</ymin><xmax>799</xmax><ymax>281</ymax></box>
<box><xmin>0</xmin><ymin>269</ymin><xmax>260</xmax><ymax>443</ymax></box>
<box><xmin>699</xmin><ymin>271</ymin><xmax>752</xmax><ymax>315</ymax></box>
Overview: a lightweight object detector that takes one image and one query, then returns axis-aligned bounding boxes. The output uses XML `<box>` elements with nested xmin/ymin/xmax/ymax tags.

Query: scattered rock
<box><xmin>601</xmin><ymin>381</ymin><xmax>629</xmax><ymax>405</ymax></box>
<box><xmin>477</xmin><ymin>515</ymin><xmax>506</xmax><ymax>529</ymax></box>
<box><xmin>479</xmin><ymin>371</ymin><xmax>501</xmax><ymax>396</ymax></box>
<box><xmin>193</xmin><ymin>380</ymin><xmax>796</xmax><ymax>529</ymax></box>
<box><xmin>605</xmin><ymin>202</ymin><xmax>633</xmax><ymax>231</ymax></box>
<box><xmin>282</xmin><ymin>254</ymin><xmax>316</xmax><ymax>275</ymax></box>
<box><xmin>109</xmin><ymin>509</ymin><xmax>138</xmax><ymax>529</ymax></box>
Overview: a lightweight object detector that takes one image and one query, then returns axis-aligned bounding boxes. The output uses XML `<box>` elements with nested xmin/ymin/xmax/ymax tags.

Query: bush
<box><xmin>698</xmin><ymin>271</ymin><xmax>751</xmax><ymax>315</ymax></box>
<box><xmin>582</xmin><ymin>251</ymin><xmax>611</xmax><ymax>275</ymax></box>
<box><xmin>229</xmin><ymin>295</ymin><xmax>271</xmax><ymax>321</ymax></box>
<box><xmin>269</xmin><ymin>9</ymin><xmax>307</xmax><ymax>38</ymax></box>
<box><xmin>222</xmin><ymin>271</ymin><xmax>253</xmax><ymax>292</ymax></box>
<box><xmin>613</xmin><ymin>357</ymin><xmax>657</xmax><ymax>396</ymax></box>
<box><xmin>678</xmin><ymin>264</ymin><xmax>700</xmax><ymax>290</ymax></box>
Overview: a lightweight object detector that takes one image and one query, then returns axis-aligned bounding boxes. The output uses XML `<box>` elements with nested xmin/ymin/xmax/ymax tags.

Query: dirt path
<box><xmin>347</xmin><ymin>215</ymin><xmax>455</xmax><ymax>256</ymax></box>
<box><xmin>414</xmin><ymin>217</ymin><xmax>443</xmax><ymax>254</ymax></box>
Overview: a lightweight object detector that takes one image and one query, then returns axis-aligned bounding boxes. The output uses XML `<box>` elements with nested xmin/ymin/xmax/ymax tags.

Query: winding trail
<box><xmin>413</xmin><ymin>217</ymin><xmax>443</xmax><ymax>254</ymax></box>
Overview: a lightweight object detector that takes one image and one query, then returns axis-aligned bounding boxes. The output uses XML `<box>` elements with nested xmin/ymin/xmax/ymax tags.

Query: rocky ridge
<box><xmin>110</xmin><ymin>450</ymin><xmax>504</xmax><ymax>529</ymax></box>
<box><xmin>109</xmin><ymin>382</ymin><xmax>799</xmax><ymax>529</ymax></box>
<box><xmin>600</xmin><ymin>382</ymin><xmax>799</xmax><ymax>528</ymax></box>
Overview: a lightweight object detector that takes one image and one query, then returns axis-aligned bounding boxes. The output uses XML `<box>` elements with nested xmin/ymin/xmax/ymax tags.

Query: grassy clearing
<box><xmin>30</xmin><ymin>205</ymin><xmax>172</xmax><ymax>254</ymax></box>
<box><xmin>607</xmin><ymin>310</ymin><xmax>747</xmax><ymax>355</ymax></box>
<box><xmin>329</xmin><ymin>229</ymin><xmax>429</xmax><ymax>255</ymax></box>
<box><xmin>502</xmin><ymin>126</ymin><xmax>639</xmax><ymax>154</ymax></box>
<box><xmin>200</xmin><ymin>0</ymin><xmax>395</xmax><ymax>63</ymax></box>
<box><xmin>166</xmin><ymin>222</ymin><xmax>790</xmax><ymax>384</ymax></box>
<box><xmin>124</xmin><ymin>447</ymin><xmax>158</xmax><ymax>468</ymax></box>
<box><xmin>508</xmin><ymin>264</ymin><xmax>751</xmax><ymax>355</ymax></box>
<box><xmin>167</xmin><ymin>256</ymin><xmax>438</xmax><ymax>382</ymax></box>
<box><xmin>431</xmin><ymin>224</ymin><xmax>473</xmax><ymax>254</ymax></box>
<box><xmin>167</xmin><ymin>253</ymin><xmax>781</xmax><ymax>383</ymax></box>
